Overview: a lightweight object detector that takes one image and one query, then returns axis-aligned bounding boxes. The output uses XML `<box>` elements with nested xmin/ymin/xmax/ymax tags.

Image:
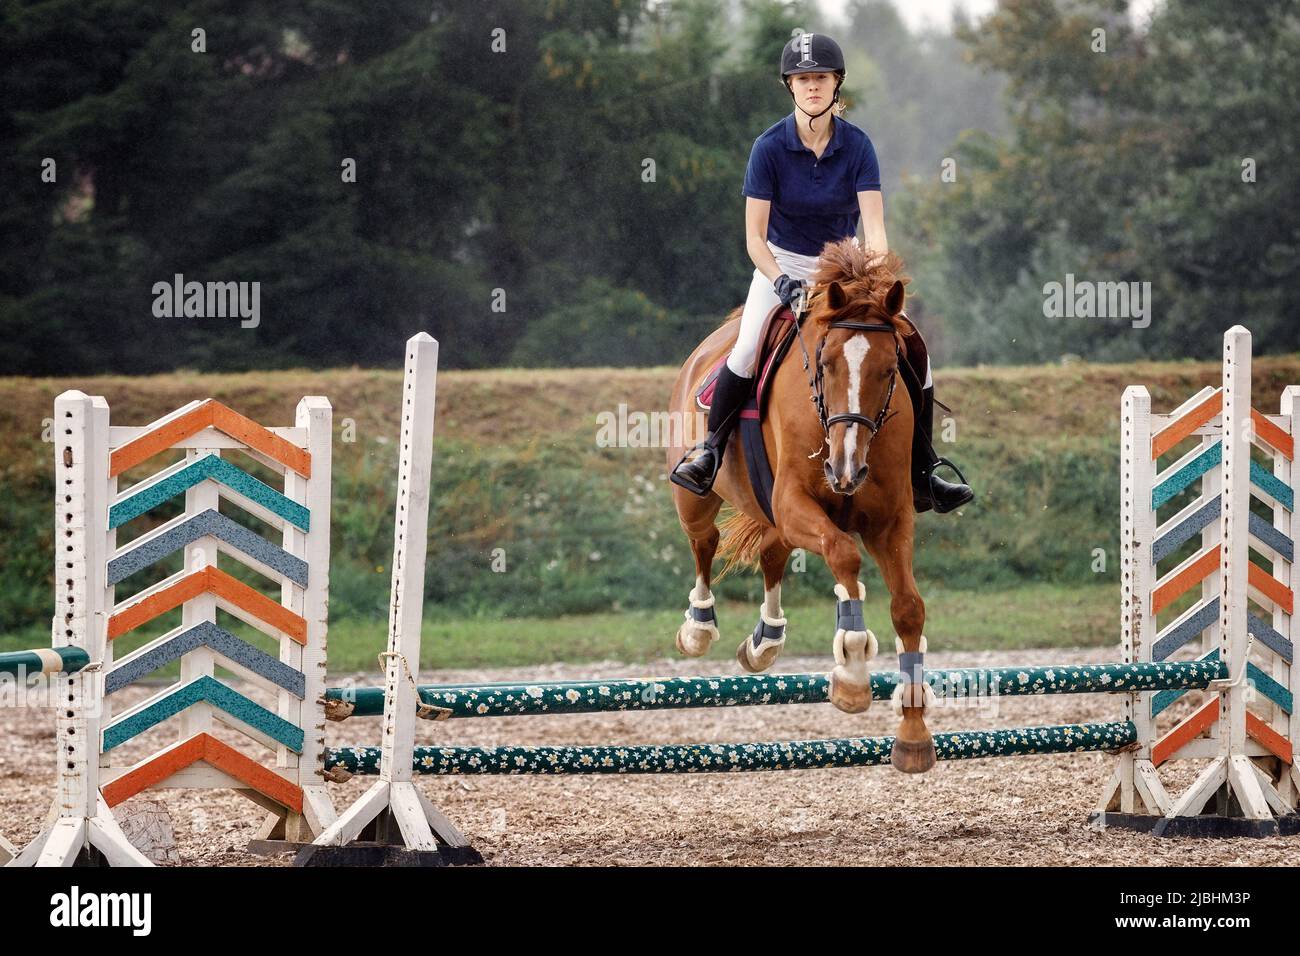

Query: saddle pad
<box><xmin>695</xmin><ymin>306</ymin><xmax>798</xmax><ymax>411</ymax></box>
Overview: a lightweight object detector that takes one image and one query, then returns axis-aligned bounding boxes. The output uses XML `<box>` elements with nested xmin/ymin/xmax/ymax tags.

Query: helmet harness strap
<box><xmin>785</xmin><ymin>75</ymin><xmax>843</xmax><ymax>130</ymax></box>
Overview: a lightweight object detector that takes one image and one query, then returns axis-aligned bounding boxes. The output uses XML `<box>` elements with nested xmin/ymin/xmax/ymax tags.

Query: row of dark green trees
<box><xmin>2</xmin><ymin>0</ymin><xmax>1296</xmax><ymax>375</ymax></box>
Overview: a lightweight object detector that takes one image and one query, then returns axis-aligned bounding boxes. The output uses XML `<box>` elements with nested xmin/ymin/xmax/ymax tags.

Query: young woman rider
<box><xmin>670</xmin><ymin>31</ymin><xmax>973</xmax><ymax>515</ymax></box>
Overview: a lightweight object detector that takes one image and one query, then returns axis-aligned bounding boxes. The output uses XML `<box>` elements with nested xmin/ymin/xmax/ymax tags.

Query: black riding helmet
<box><xmin>780</xmin><ymin>32</ymin><xmax>845</xmax><ymax>127</ymax></box>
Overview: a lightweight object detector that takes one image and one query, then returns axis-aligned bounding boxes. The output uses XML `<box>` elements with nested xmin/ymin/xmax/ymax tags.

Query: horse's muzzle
<box><xmin>824</xmin><ymin>457</ymin><xmax>869</xmax><ymax>495</ymax></box>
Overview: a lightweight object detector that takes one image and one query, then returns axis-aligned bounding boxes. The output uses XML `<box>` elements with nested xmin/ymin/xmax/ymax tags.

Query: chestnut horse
<box><xmin>665</xmin><ymin>241</ymin><xmax>934</xmax><ymax>773</ymax></box>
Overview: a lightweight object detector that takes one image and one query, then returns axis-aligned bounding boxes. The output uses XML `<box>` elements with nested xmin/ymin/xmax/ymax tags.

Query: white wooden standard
<box><xmin>1098</xmin><ymin>326</ymin><xmax>1299</xmax><ymax>832</ymax></box>
<box><xmin>10</xmin><ymin>392</ymin><xmax>150</xmax><ymax>867</ymax></box>
<box><xmin>1159</xmin><ymin>326</ymin><xmax>1279</xmax><ymax>825</ymax></box>
<box><xmin>255</xmin><ymin>395</ymin><xmax>337</xmax><ymax>843</ymax></box>
<box><xmin>1096</xmin><ymin>385</ymin><xmax>1170</xmax><ymax>817</ymax></box>
<box><xmin>284</xmin><ymin>395</ymin><xmax>338</xmax><ymax>839</ymax></box>
<box><xmin>310</xmin><ymin>332</ymin><xmax>472</xmax><ymax>857</ymax></box>
<box><xmin>1282</xmin><ymin>387</ymin><xmax>1300</xmax><ymax>804</ymax></box>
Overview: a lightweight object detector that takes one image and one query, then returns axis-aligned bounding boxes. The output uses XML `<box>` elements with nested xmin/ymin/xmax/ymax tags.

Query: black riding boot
<box><xmin>671</xmin><ymin>362</ymin><xmax>754</xmax><ymax>496</ymax></box>
<box><xmin>912</xmin><ymin>385</ymin><xmax>974</xmax><ymax>514</ymax></box>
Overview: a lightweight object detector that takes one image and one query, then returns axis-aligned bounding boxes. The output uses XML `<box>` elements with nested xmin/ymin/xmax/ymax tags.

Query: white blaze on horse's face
<box><xmin>839</xmin><ymin>335</ymin><xmax>870</xmax><ymax>470</ymax></box>
<box><xmin>821</xmin><ymin>329</ymin><xmax>891</xmax><ymax>496</ymax></box>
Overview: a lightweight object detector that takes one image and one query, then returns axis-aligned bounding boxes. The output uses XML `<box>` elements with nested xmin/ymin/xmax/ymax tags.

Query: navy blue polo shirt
<box><xmin>740</xmin><ymin>113</ymin><xmax>881</xmax><ymax>257</ymax></box>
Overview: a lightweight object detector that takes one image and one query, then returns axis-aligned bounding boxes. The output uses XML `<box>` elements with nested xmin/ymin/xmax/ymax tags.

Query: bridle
<box><xmin>790</xmin><ymin>287</ymin><xmax>901</xmax><ymax>444</ymax></box>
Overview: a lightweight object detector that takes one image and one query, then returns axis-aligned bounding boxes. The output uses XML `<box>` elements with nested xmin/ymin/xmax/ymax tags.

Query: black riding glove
<box><xmin>773</xmin><ymin>274</ymin><xmax>806</xmax><ymax>307</ymax></box>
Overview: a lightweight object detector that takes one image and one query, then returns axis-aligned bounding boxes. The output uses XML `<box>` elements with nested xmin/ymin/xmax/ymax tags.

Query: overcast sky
<box><xmin>815</xmin><ymin>0</ymin><xmax>1160</xmax><ymax>34</ymax></box>
<box><xmin>816</xmin><ymin>0</ymin><xmax>995</xmax><ymax>32</ymax></box>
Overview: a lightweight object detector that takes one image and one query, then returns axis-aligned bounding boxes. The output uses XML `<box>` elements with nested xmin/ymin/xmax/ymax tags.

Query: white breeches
<box><xmin>728</xmin><ymin>240</ymin><xmax>932</xmax><ymax>389</ymax></box>
<box><xmin>729</xmin><ymin>242</ymin><xmax>821</xmax><ymax>377</ymax></box>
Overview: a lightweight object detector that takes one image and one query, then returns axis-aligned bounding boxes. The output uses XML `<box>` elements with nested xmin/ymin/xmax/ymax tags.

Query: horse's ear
<box><xmin>884</xmin><ymin>280</ymin><xmax>905</xmax><ymax>316</ymax></box>
<box><xmin>823</xmin><ymin>281</ymin><xmax>848</xmax><ymax>311</ymax></box>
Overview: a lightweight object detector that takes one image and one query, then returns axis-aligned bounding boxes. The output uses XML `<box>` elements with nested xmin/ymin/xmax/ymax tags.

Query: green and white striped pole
<box><xmin>0</xmin><ymin>646</ymin><xmax>89</xmax><ymax>678</ymax></box>
<box><xmin>325</xmin><ymin>721</ymin><xmax>1140</xmax><ymax>776</ymax></box>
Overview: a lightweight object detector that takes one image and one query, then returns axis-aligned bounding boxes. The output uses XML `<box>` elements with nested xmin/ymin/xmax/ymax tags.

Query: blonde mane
<box><xmin>810</xmin><ymin>239</ymin><xmax>909</xmax><ymax>326</ymax></box>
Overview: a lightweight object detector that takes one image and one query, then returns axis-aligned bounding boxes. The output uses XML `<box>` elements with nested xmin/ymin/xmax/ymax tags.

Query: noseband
<box><xmin>791</xmin><ymin>291</ymin><xmax>900</xmax><ymax>441</ymax></box>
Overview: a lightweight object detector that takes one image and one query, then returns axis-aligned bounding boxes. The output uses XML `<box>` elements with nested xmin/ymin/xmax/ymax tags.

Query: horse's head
<box><xmin>806</xmin><ymin>251</ymin><xmax>914</xmax><ymax>496</ymax></box>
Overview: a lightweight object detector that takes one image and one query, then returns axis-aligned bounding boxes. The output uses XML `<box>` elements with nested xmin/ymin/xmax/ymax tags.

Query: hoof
<box><xmin>890</xmin><ymin>736</ymin><xmax>937</xmax><ymax>774</ymax></box>
<box><xmin>828</xmin><ymin>664</ymin><xmax>873</xmax><ymax>713</ymax></box>
<box><xmin>676</xmin><ymin>619</ymin><xmax>718</xmax><ymax>658</ymax></box>
<box><xmin>828</xmin><ymin>627</ymin><xmax>877</xmax><ymax>714</ymax></box>
<box><xmin>736</xmin><ymin>635</ymin><xmax>784</xmax><ymax>673</ymax></box>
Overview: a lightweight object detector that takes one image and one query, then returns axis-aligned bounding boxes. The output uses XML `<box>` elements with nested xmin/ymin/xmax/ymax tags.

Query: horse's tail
<box><xmin>714</xmin><ymin>507</ymin><xmax>766</xmax><ymax>582</ymax></box>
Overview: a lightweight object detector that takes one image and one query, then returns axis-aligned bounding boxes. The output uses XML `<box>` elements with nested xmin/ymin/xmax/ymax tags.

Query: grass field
<box><xmin>0</xmin><ymin>580</ymin><xmax>1117</xmax><ymax>677</ymax></box>
<box><xmin>325</xmin><ymin>580</ymin><xmax>1120</xmax><ymax>673</ymax></box>
<box><xmin>2</xmin><ymin>346</ymin><xmax>1296</xmax><ymax>673</ymax></box>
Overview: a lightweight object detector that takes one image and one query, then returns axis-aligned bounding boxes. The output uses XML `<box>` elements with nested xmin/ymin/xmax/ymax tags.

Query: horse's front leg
<box><xmin>774</xmin><ymin>491</ymin><xmax>876</xmax><ymax>713</ymax></box>
<box><xmin>863</xmin><ymin>516</ymin><xmax>935</xmax><ymax>773</ymax></box>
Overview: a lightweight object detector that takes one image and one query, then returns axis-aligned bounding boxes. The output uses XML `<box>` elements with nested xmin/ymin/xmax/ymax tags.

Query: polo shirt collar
<box><xmin>783</xmin><ymin>111</ymin><xmax>843</xmax><ymax>159</ymax></box>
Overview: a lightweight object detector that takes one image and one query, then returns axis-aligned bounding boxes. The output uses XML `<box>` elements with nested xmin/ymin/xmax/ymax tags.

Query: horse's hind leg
<box><xmin>673</xmin><ymin>489</ymin><xmax>724</xmax><ymax>657</ymax></box>
<box><xmin>863</xmin><ymin>518</ymin><xmax>935</xmax><ymax>774</ymax></box>
<box><xmin>736</xmin><ymin>528</ymin><xmax>792</xmax><ymax>673</ymax></box>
